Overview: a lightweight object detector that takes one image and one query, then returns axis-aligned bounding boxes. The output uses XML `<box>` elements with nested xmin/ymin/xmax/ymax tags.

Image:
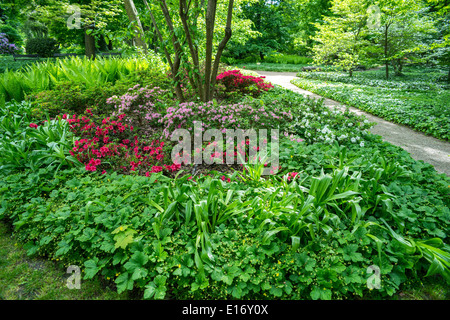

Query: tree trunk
<box><xmin>384</xmin><ymin>24</ymin><xmax>389</xmax><ymax>80</ymax></box>
<box><xmin>146</xmin><ymin>0</ymin><xmax>185</xmax><ymax>101</ymax></box>
<box><xmin>144</xmin><ymin>0</ymin><xmax>234</xmax><ymax>102</ymax></box>
<box><xmin>209</xmin><ymin>0</ymin><xmax>234</xmax><ymax>99</ymax></box>
<box><xmin>179</xmin><ymin>0</ymin><xmax>204</xmax><ymax>100</ymax></box>
<box><xmin>84</xmin><ymin>28</ymin><xmax>96</xmax><ymax>59</ymax></box>
<box><xmin>204</xmin><ymin>0</ymin><xmax>218</xmax><ymax>102</ymax></box>
<box><xmin>448</xmin><ymin>66</ymin><xmax>450</xmax><ymax>83</ymax></box>
<box><xmin>123</xmin><ymin>0</ymin><xmax>148</xmax><ymax>53</ymax></box>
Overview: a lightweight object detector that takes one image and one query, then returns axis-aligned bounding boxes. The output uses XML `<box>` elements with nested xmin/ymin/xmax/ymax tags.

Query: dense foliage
<box><xmin>0</xmin><ymin>0</ymin><xmax>449</xmax><ymax>302</ymax></box>
<box><xmin>25</xmin><ymin>37</ymin><xmax>59</xmax><ymax>57</ymax></box>
<box><xmin>0</xmin><ymin>55</ymin><xmax>449</xmax><ymax>299</ymax></box>
<box><xmin>0</xmin><ymin>54</ymin><xmax>169</xmax><ymax>104</ymax></box>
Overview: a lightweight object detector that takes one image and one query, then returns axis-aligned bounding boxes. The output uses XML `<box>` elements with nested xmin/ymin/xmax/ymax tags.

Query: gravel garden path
<box><xmin>254</xmin><ymin>70</ymin><xmax>450</xmax><ymax>177</ymax></box>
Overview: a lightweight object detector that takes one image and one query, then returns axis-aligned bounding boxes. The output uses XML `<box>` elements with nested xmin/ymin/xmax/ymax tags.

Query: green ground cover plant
<box><xmin>0</xmin><ymin>221</ymin><xmax>130</xmax><ymax>300</ymax></box>
<box><xmin>0</xmin><ymin>137</ymin><xmax>448</xmax><ymax>299</ymax></box>
<box><xmin>292</xmin><ymin>67</ymin><xmax>450</xmax><ymax>140</ymax></box>
<box><xmin>0</xmin><ymin>63</ymin><xmax>449</xmax><ymax>300</ymax></box>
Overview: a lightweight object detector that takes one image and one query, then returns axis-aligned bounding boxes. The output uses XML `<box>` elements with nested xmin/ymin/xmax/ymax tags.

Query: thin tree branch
<box><xmin>204</xmin><ymin>0</ymin><xmax>218</xmax><ymax>101</ymax></box>
<box><xmin>180</xmin><ymin>0</ymin><xmax>204</xmax><ymax>100</ymax></box>
<box><xmin>143</xmin><ymin>0</ymin><xmax>174</xmax><ymax>71</ymax></box>
<box><xmin>210</xmin><ymin>0</ymin><xmax>234</xmax><ymax>98</ymax></box>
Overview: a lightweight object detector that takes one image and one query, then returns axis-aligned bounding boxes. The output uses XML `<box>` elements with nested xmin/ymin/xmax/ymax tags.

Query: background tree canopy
<box><xmin>0</xmin><ymin>0</ymin><xmax>449</xmax><ymax>79</ymax></box>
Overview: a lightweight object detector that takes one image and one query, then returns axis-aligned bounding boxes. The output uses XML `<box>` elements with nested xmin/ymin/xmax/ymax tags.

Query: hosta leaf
<box><xmin>84</xmin><ymin>258</ymin><xmax>100</xmax><ymax>279</ymax></box>
<box><xmin>55</xmin><ymin>240</ymin><xmax>71</xmax><ymax>257</ymax></box>
<box><xmin>125</xmin><ymin>251</ymin><xmax>149</xmax><ymax>280</ymax></box>
<box><xmin>115</xmin><ymin>272</ymin><xmax>134</xmax><ymax>294</ymax></box>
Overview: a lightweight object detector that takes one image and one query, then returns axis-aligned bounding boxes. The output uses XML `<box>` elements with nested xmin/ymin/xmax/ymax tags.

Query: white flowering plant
<box><xmin>292</xmin><ymin>67</ymin><xmax>450</xmax><ymax>140</ymax></box>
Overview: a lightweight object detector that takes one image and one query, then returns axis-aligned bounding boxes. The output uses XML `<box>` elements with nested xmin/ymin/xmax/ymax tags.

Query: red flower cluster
<box><xmin>66</xmin><ymin>109</ymin><xmax>181</xmax><ymax>176</ymax></box>
<box><xmin>286</xmin><ymin>172</ymin><xmax>299</xmax><ymax>181</ymax></box>
<box><xmin>221</xmin><ymin>175</ymin><xmax>231</xmax><ymax>183</ymax></box>
<box><xmin>216</xmin><ymin>70</ymin><xmax>274</xmax><ymax>96</ymax></box>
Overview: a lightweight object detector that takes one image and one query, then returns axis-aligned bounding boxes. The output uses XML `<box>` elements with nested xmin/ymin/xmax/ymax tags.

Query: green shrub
<box><xmin>28</xmin><ymin>81</ymin><xmax>120</xmax><ymax>119</ymax></box>
<box><xmin>27</xmin><ymin>68</ymin><xmax>173</xmax><ymax>120</ymax></box>
<box><xmin>25</xmin><ymin>37</ymin><xmax>59</xmax><ymax>57</ymax></box>
<box><xmin>265</xmin><ymin>54</ymin><xmax>313</xmax><ymax>65</ymax></box>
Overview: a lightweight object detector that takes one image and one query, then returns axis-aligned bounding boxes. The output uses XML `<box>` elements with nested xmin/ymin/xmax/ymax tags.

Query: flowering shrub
<box><xmin>107</xmin><ymin>84</ymin><xmax>171</xmax><ymax>129</ymax></box>
<box><xmin>66</xmin><ymin>109</ymin><xmax>180</xmax><ymax>176</ymax></box>
<box><xmin>159</xmin><ymin>100</ymin><xmax>293</xmax><ymax>139</ymax></box>
<box><xmin>0</xmin><ymin>33</ymin><xmax>18</xmax><ymax>54</ymax></box>
<box><xmin>216</xmin><ymin>69</ymin><xmax>274</xmax><ymax>97</ymax></box>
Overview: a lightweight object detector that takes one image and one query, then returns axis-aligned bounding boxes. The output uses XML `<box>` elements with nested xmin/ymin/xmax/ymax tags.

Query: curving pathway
<box><xmin>254</xmin><ymin>71</ymin><xmax>450</xmax><ymax>177</ymax></box>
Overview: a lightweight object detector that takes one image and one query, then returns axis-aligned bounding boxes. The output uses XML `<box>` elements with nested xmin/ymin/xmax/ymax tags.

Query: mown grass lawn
<box><xmin>0</xmin><ymin>221</ymin><xmax>132</xmax><ymax>300</ymax></box>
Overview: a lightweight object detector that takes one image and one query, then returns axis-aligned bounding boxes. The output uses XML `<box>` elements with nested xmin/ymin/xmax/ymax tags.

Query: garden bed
<box><xmin>0</xmin><ymin>57</ymin><xmax>449</xmax><ymax>300</ymax></box>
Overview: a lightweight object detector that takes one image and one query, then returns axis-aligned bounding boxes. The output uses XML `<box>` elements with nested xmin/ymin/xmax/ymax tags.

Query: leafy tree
<box><xmin>225</xmin><ymin>0</ymin><xmax>309</xmax><ymax>60</ymax></box>
<box><xmin>145</xmin><ymin>0</ymin><xmax>237</xmax><ymax>102</ymax></box>
<box><xmin>371</xmin><ymin>0</ymin><xmax>434</xmax><ymax>79</ymax></box>
<box><xmin>123</xmin><ymin>0</ymin><xmax>147</xmax><ymax>53</ymax></box>
<box><xmin>289</xmin><ymin>0</ymin><xmax>332</xmax><ymax>55</ymax></box>
<box><xmin>26</xmin><ymin>0</ymin><xmax>125</xmax><ymax>58</ymax></box>
<box><xmin>312</xmin><ymin>0</ymin><xmax>370</xmax><ymax>76</ymax></box>
<box><xmin>242</xmin><ymin>0</ymin><xmax>290</xmax><ymax>60</ymax></box>
<box><xmin>312</xmin><ymin>0</ymin><xmax>438</xmax><ymax>79</ymax></box>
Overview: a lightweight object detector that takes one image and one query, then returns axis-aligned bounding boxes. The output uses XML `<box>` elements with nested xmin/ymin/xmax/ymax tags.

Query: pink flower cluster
<box><xmin>106</xmin><ymin>85</ymin><xmax>168</xmax><ymax>128</ymax></box>
<box><xmin>286</xmin><ymin>172</ymin><xmax>299</xmax><ymax>181</ymax></box>
<box><xmin>159</xmin><ymin>101</ymin><xmax>292</xmax><ymax>139</ymax></box>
